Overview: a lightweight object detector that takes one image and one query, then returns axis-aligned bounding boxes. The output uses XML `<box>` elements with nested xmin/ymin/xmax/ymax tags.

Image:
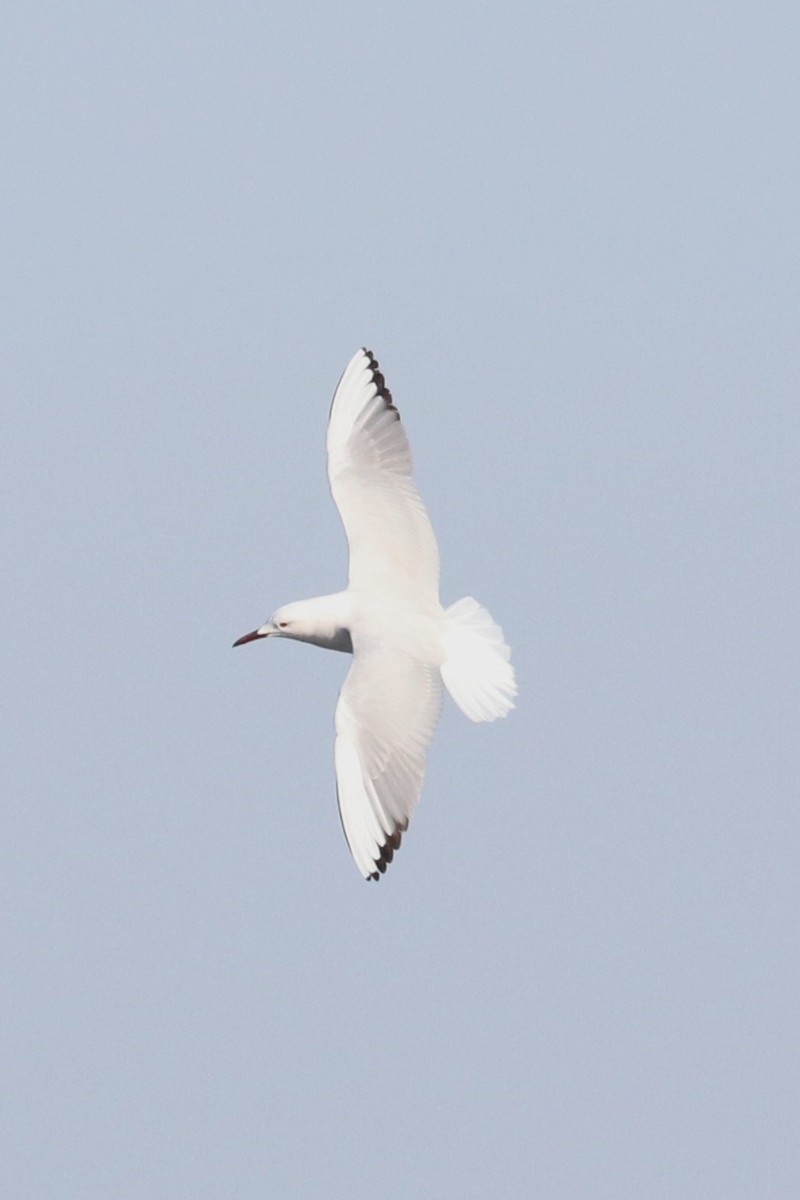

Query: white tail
<box><xmin>441</xmin><ymin>597</ymin><xmax>517</xmax><ymax>722</ymax></box>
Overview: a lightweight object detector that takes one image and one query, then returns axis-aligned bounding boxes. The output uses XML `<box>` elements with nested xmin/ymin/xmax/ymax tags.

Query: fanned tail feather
<box><xmin>441</xmin><ymin>597</ymin><xmax>517</xmax><ymax>722</ymax></box>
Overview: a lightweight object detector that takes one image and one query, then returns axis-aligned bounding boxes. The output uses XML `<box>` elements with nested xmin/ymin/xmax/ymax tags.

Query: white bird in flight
<box><xmin>234</xmin><ymin>348</ymin><xmax>516</xmax><ymax>880</ymax></box>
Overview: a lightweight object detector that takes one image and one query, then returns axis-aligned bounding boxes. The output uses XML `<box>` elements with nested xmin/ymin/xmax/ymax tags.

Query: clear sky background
<box><xmin>3</xmin><ymin>3</ymin><xmax>798</xmax><ymax>1197</ymax></box>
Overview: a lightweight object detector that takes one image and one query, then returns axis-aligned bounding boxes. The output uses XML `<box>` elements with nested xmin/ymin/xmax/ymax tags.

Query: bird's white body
<box><xmin>235</xmin><ymin>349</ymin><xmax>516</xmax><ymax>880</ymax></box>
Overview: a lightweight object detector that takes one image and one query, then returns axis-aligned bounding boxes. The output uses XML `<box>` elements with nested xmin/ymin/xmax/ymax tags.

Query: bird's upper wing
<box><xmin>327</xmin><ymin>348</ymin><xmax>440</xmax><ymax>602</ymax></box>
<box><xmin>334</xmin><ymin>646</ymin><xmax>443</xmax><ymax>880</ymax></box>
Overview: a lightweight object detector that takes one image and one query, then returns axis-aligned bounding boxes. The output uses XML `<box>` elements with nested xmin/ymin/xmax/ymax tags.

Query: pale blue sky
<box><xmin>3</xmin><ymin>3</ymin><xmax>799</xmax><ymax>1197</ymax></box>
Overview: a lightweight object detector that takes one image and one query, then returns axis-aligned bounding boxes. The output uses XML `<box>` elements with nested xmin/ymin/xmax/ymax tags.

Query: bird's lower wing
<box><xmin>334</xmin><ymin>647</ymin><xmax>443</xmax><ymax>880</ymax></box>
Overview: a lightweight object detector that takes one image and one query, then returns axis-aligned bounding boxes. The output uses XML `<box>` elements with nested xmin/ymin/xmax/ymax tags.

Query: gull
<box><xmin>234</xmin><ymin>348</ymin><xmax>516</xmax><ymax>880</ymax></box>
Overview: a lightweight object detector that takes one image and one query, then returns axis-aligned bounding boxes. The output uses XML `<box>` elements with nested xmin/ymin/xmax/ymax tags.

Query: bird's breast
<box><xmin>348</xmin><ymin>593</ymin><xmax>446</xmax><ymax>666</ymax></box>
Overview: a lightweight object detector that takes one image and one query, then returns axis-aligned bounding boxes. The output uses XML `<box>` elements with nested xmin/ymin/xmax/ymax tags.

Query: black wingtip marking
<box><xmin>366</xmin><ymin>825</ymin><xmax>406</xmax><ymax>881</ymax></box>
<box><xmin>362</xmin><ymin>348</ymin><xmax>400</xmax><ymax>420</ymax></box>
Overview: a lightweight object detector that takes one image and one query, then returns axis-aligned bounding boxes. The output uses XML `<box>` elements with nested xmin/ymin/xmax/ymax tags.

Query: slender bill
<box><xmin>232</xmin><ymin>628</ymin><xmax>268</xmax><ymax>648</ymax></box>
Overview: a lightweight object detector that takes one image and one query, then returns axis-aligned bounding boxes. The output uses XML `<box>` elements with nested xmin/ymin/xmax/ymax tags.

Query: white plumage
<box><xmin>234</xmin><ymin>349</ymin><xmax>516</xmax><ymax>880</ymax></box>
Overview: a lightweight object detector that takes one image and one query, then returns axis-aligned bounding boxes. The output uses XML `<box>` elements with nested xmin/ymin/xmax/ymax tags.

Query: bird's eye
<box><xmin>277</xmin><ymin>621</ymin><xmax>288</xmax><ymax>629</ymax></box>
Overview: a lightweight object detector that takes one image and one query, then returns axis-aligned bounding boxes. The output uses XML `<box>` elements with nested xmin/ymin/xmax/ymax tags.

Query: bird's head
<box><xmin>233</xmin><ymin>595</ymin><xmax>353</xmax><ymax>653</ymax></box>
